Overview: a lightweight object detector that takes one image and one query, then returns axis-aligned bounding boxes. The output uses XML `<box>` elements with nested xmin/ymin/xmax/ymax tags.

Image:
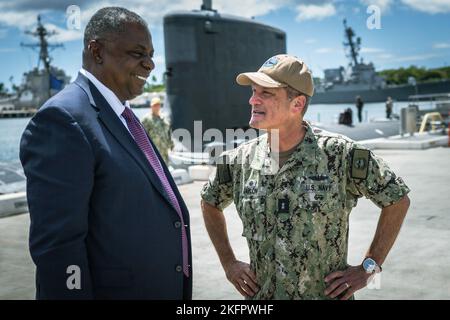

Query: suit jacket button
<box><xmin>175</xmin><ymin>265</ymin><xmax>182</xmax><ymax>272</ymax></box>
<box><xmin>174</xmin><ymin>221</ymin><xmax>181</xmax><ymax>228</ymax></box>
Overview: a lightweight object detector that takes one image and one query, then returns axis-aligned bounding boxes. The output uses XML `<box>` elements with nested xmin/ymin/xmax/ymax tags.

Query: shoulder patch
<box><xmin>351</xmin><ymin>148</ymin><xmax>370</xmax><ymax>179</ymax></box>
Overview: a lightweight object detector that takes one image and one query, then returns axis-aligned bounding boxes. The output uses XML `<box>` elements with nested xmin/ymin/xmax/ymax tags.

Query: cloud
<box><xmin>361</xmin><ymin>0</ymin><xmax>450</xmax><ymax>14</ymax></box>
<box><xmin>360</xmin><ymin>0</ymin><xmax>393</xmax><ymax>13</ymax></box>
<box><xmin>64</xmin><ymin>0</ymin><xmax>289</xmax><ymax>28</ymax></box>
<box><xmin>376</xmin><ymin>53</ymin><xmax>394</xmax><ymax>59</ymax></box>
<box><xmin>0</xmin><ymin>0</ymin><xmax>291</xmax><ymax>42</ymax></box>
<box><xmin>314</xmin><ymin>47</ymin><xmax>339</xmax><ymax>54</ymax></box>
<box><xmin>433</xmin><ymin>42</ymin><xmax>450</xmax><ymax>49</ymax></box>
<box><xmin>401</xmin><ymin>0</ymin><xmax>450</xmax><ymax>14</ymax></box>
<box><xmin>295</xmin><ymin>3</ymin><xmax>337</xmax><ymax>21</ymax></box>
<box><xmin>212</xmin><ymin>0</ymin><xmax>289</xmax><ymax>18</ymax></box>
<box><xmin>42</xmin><ymin>23</ymin><xmax>83</xmax><ymax>42</ymax></box>
<box><xmin>0</xmin><ymin>0</ymin><xmax>92</xmax><ymax>11</ymax></box>
<box><xmin>360</xmin><ymin>47</ymin><xmax>385</xmax><ymax>53</ymax></box>
<box><xmin>378</xmin><ymin>53</ymin><xmax>443</xmax><ymax>62</ymax></box>
<box><xmin>0</xmin><ymin>9</ymin><xmax>45</xmax><ymax>30</ymax></box>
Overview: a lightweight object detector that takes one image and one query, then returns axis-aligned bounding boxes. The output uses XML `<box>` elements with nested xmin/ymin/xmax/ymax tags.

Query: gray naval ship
<box><xmin>0</xmin><ymin>15</ymin><xmax>70</xmax><ymax>117</ymax></box>
<box><xmin>312</xmin><ymin>20</ymin><xmax>450</xmax><ymax>104</ymax></box>
<box><xmin>0</xmin><ymin>16</ymin><xmax>70</xmax><ymax>216</ymax></box>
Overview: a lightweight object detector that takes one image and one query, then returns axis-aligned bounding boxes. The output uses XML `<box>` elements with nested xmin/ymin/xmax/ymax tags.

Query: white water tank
<box><xmin>400</xmin><ymin>105</ymin><xmax>418</xmax><ymax>136</ymax></box>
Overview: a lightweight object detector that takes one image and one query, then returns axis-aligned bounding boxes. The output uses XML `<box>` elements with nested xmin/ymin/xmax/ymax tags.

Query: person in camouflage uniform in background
<box><xmin>200</xmin><ymin>54</ymin><xmax>411</xmax><ymax>300</ymax></box>
<box><xmin>141</xmin><ymin>96</ymin><xmax>174</xmax><ymax>164</ymax></box>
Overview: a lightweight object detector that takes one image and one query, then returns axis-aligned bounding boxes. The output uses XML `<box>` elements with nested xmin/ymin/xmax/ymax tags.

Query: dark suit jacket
<box><xmin>19</xmin><ymin>73</ymin><xmax>192</xmax><ymax>299</ymax></box>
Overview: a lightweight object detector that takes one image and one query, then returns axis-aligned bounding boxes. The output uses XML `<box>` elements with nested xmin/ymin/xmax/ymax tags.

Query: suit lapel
<box><xmin>74</xmin><ymin>73</ymin><xmax>175</xmax><ymax>209</ymax></box>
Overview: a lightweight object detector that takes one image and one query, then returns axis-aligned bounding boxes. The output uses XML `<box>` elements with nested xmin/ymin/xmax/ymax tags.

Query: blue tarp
<box><xmin>49</xmin><ymin>74</ymin><xmax>63</xmax><ymax>90</ymax></box>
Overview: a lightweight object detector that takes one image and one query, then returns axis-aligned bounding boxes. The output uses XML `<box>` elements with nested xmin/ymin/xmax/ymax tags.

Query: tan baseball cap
<box><xmin>150</xmin><ymin>96</ymin><xmax>161</xmax><ymax>106</ymax></box>
<box><xmin>236</xmin><ymin>54</ymin><xmax>314</xmax><ymax>97</ymax></box>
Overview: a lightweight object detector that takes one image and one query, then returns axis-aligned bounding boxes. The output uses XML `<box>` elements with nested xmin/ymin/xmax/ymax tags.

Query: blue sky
<box><xmin>0</xmin><ymin>0</ymin><xmax>449</xmax><ymax>91</ymax></box>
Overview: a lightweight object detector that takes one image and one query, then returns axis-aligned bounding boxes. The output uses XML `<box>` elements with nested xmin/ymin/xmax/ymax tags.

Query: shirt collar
<box><xmin>79</xmin><ymin>68</ymin><xmax>131</xmax><ymax>116</ymax></box>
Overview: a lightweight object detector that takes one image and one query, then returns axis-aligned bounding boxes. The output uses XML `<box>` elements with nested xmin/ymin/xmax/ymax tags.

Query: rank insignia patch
<box><xmin>351</xmin><ymin>149</ymin><xmax>370</xmax><ymax>179</ymax></box>
<box><xmin>278</xmin><ymin>199</ymin><xmax>290</xmax><ymax>213</ymax></box>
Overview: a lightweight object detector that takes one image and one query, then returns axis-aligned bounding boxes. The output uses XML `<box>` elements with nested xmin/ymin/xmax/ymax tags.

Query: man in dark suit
<box><xmin>19</xmin><ymin>7</ymin><xmax>192</xmax><ymax>300</ymax></box>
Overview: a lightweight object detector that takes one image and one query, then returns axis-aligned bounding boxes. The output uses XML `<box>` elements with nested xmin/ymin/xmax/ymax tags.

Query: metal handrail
<box><xmin>419</xmin><ymin>112</ymin><xmax>444</xmax><ymax>133</ymax></box>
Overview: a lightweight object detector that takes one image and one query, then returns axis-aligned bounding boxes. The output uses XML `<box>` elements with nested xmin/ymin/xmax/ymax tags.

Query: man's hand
<box><xmin>324</xmin><ymin>266</ymin><xmax>373</xmax><ymax>300</ymax></box>
<box><xmin>201</xmin><ymin>201</ymin><xmax>260</xmax><ymax>298</ymax></box>
<box><xmin>324</xmin><ymin>195</ymin><xmax>410</xmax><ymax>300</ymax></box>
<box><xmin>224</xmin><ymin>260</ymin><xmax>260</xmax><ymax>298</ymax></box>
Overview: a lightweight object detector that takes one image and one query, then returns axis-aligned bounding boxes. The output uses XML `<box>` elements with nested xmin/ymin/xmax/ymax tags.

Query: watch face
<box><xmin>363</xmin><ymin>258</ymin><xmax>376</xmax><ymax>272</ymax></box>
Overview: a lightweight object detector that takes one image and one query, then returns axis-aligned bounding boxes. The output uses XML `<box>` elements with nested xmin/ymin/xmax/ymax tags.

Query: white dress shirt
<box><xmin>79</xmin><ymin>68</ymin><xmax>132</xmax><ymax>133</ymax></box>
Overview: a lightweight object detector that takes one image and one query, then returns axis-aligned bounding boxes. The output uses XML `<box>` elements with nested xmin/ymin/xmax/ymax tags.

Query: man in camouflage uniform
<box><xmin>200</xmin><ymin>54</ymin><xmax>411</xmax><ymax>300</ymax></box>
<box><xmin>141</xmin><ymin>96</ymin><xmax>174</xmax><ymax>164</ymax></box>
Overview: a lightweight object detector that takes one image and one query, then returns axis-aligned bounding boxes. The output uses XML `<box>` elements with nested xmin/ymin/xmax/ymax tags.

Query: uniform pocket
<box><xmin>296</xmin><ymin>178</ymin><xmax>341</xmax><ymax>213</ymax></box>
<box><xmin>240</xmin><ymin>196</ymin><xmax>266</xmax><ymax>241</ymax></box>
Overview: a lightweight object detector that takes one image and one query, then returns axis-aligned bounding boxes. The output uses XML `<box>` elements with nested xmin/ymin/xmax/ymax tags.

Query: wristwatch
<box><xmin>362</xmin><ymin>257</ymin><xmax>382</xmax><ymax>274</ymax></box>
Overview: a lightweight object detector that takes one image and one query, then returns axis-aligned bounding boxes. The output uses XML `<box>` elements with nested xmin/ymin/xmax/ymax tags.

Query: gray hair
<box><xmin>285</xmin><ymin>86</ymin><xmax>310</xmax><ymax>115</ymax></box>
<box><xmin>84</xmin><ymin>7</ymin><xmax>148</xmax><ymax>48</ymax></box>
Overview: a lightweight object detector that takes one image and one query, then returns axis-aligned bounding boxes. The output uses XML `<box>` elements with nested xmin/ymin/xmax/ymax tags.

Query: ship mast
<box><xmin>20</xmin><ymin>15</ymin><xmax>64</xmax><ymax>99</ymax></box>
<box><xmin>20</xmin><ymin>15</ymin><xmax>64</xmax><ymax>76</ymax></box>
<box><xmin>343</xmin><ymin>19</ymin><xmax>361</xmax><ymax>67</ymax></box>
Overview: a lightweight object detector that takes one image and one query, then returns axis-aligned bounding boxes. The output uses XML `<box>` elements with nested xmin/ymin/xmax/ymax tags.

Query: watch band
<box><xmin>363</xmin><ymin>257</ymin><xmax>382</xmax><ymax>274</ymax></box>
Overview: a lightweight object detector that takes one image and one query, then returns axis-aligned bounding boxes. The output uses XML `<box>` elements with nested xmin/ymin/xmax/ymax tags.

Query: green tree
<box><xmin>378</xmin><ymin>65</ymin><xmax>449</xmax><ymax>85</ymax></box>
<box><xmin>143</xmin><ymin>76</ymin><xmax>166</xmax><ymax>93</ymax></box>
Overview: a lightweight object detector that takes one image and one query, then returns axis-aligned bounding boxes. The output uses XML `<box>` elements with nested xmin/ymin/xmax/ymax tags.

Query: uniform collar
<box><xmin>250</xmin><ymin>121</ymin><xmax>322</xmax><ymax>174</ymax></box>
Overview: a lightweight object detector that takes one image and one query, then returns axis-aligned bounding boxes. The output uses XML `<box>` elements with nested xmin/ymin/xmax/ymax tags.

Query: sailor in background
<box><xmin>386</xmin><ymin>96</ymin><xmax>393</xmax><ymax>119</ymax></box>
<box><xmin>142</xmin><ymin>96</ymin><xmax>174</xmax><ymax>164</ymax></box>
<box><xmin>355</xmin><ymin>95</ymin><xmax>364</xmax><ymax>123</ymax></box>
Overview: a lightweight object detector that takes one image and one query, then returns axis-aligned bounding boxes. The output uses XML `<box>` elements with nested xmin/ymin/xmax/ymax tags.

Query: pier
<box><xmin>0</xmin><ymin>109</ymin><xmax>36</xmax><ymax>119</ymax></box>
<box><xmin>1</xmin><ymin>146</ymin><xmax>449</xmax><ymax>299</ymax></box>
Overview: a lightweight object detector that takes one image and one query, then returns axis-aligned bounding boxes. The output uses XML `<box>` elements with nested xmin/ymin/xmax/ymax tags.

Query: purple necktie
<box><xmin>122</xmin><ymin>107</ymin><xmax>189</xmax><ymax>277</ymax></box>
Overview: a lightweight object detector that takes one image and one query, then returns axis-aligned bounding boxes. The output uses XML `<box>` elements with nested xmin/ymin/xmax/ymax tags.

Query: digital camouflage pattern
<box><xmin>141</xmin><ymin>115</ymin><xmax>174</xmax><ymax>164</ymax></box>
<box><xmin>201</xmin><ymin>121</ymin><xmax>410</xmax><ymax>300</ymax></box>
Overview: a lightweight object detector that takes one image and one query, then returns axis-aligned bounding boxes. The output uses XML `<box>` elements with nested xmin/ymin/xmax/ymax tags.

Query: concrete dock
<box><xmin>0</xmin><ymin>109</ymin><xmax>37</xmax><ymax>119</ymax></box>
<box><xmin>1</xmin><ymin>147</ymin><xmax>449</xmax><ymax>300</ymax></box>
